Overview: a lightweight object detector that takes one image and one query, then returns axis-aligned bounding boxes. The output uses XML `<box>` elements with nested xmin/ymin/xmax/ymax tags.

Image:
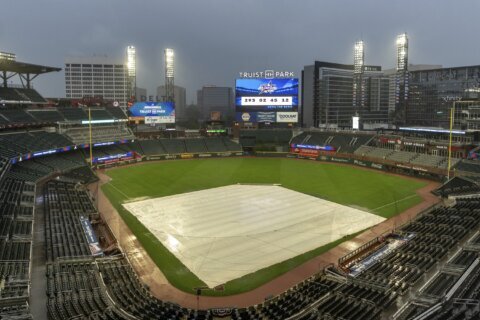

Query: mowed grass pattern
<box><xmin>102</xmin><ymin>158</ymin><xmax>427</xmax><ymax>295</ymax></box>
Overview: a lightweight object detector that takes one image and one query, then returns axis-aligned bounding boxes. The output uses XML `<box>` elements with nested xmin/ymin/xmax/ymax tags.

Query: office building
<box><xmin>135</xmin><ymin>87</ymin><xmax>147</xmax><ymax>102</ymax></box>
<box><xmin>157</xmin><ymin>85</ymin><xmax>186</xmax><ymax>120</ymax></box>
<box><xmin>65</xmin><ymin>56</ymin><xmax>130</xmax><ymax>106</ymax></box>
<box><xmin>407</xmin><ymin>65</ymin><xmax>480</xmax><ymax>129</ymax></box>
<box><xmin>301</xmin><ymin>61</ymin><xmax>390</xmax><ymax>129</ymax></box>
<box><xmin>197</xmin><ymin>86</ymin><xmax>234</xmax><ymax>122</ymax></box>
<box><xmin>300</xmin><ymin>33</ymin><xmax>480</xmax><ymax>130</ymax></box>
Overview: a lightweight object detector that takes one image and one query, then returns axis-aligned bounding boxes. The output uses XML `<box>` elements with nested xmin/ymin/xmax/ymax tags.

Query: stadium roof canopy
<box><xmin>0</xmin><ymin>59</ymin><xmax>61</xmax><ymax>88</ymax></box>
<box><xmin>0</xmin><ymin>59</ymin><xmax>61</xmax><ymax>74</ymax></box>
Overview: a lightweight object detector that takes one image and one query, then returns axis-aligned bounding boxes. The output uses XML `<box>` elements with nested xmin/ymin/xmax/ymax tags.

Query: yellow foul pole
<box><xmin>89</xmin><ymin>107</ymin><xmax>93</xmax><ymax>167</ymax></box>
<box><xmin>447</xmin><ymin>103</ymin><xmax>455</xmax><ymax>180</ymax></box>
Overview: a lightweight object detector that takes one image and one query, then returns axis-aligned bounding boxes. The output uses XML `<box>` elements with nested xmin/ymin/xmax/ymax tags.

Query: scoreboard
<box><xmin>235</xmin><ymin>78</ymin><xmax>298</xmax><ymax>123</ymax></box>
<box><xmin>240</xmin><ymin>96</ymin><xmax>294</xmax><ymax>106</ymax></box>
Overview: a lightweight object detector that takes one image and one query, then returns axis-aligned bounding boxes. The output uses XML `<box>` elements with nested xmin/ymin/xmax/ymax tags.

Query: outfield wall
<box><xmin>94</xmin><ymin>149</ymin><xmax>445</xmax><ymax>181</ymax></box>
<box><xmin>146</xmin><ymin>151</ymin><xmax>244</xmax><ymax>161</ymax></box>
<box><xmin>315</xmin><ymin>154</ymin><xmax>445</xmax><ymax>181</ymax></box>
<box><xmin>256</xmin><ymin>151</ymin><xmax>446</xmax><ymax>181</ymax></box>
<box><xmin>93</xmin><ymin>151</ymin><xmax>245</xmax><ymax>169</ymax></box>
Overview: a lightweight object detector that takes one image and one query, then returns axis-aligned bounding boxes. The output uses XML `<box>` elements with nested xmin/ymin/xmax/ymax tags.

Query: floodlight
<box><xmin>127</xmin><ymin>46</ymin><xmax>136</xmax><ymax>77</ymax></box>
<box><xmin>354</xmin><ymin>40</ymin><xmax>364</xmax><ymax>74</ymax></box>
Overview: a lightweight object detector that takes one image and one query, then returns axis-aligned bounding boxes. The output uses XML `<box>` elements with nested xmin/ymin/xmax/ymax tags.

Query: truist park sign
<box><xmin>239</xmin><ymin>70</ymin><xmax>295</xmax><ymax>79</ymax></box>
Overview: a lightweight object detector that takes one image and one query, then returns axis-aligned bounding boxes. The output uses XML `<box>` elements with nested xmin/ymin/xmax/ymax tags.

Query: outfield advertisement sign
<box><xmin>92</xmin><ymin>152</ymin><xmax>134</xmax><ymax>164</ymax></box>
<box><xmin>236</xmin><ymin>112</ymin><xmax>257</xmax><ymax>123</ymax></box>
<box><xmin>180</xmin><ymin>154</ymin><xmax>194</xmax><ymax>159</ymax></box>
<box><xmin>11</xmin><ymin>146</ymin><xmax>75</xmax><ymax>163</ymax></box>
<box><xmin>276</xmin><ymin>112</ymin><xmax>298</xmax><ymax>123</ymax></box>
<box><xmin>290</xmin><ymin>144</ymin><xmax>336</xmax><ymax>152</ymax></box>
<box><xmin>10</xmin><ymin>140</ymin><xmax>133</xmax><ymax>164</ymax></box>
<box><xmin>257</xmin><ymin>112</ymin><xmax>276</xmax><ymax>122</ymax></box>
<box><xmin>146</xmin><ymin>152</ymin><xmax>244</xmax><ymax>161</ymax></box>
<box><xmin>236</xmin><ymin>111</ymin><xmax>298</xmax><ymax>123</ymax></box>
<box><xmin>145</xmin><ymin>116</ymin><xmax>175</xmax><ymax>124</ymax></box>
<box><xmin>79</xmin><ymin>216</ymin><xmax>103</xmax><ymax>257</ymax></box>
<box><xmin>237</xmin><ymin>111</ymin><xmax>277</xmax><ymax>123</ymax></box>
<box><xmin>129</xmin><ymin>102</ymin><xmax>175</xmax><ymax>123</ymax></box>
<box><xmin>290</xmin><ymin>144</ymin><xmax>336</xmax><ymax>158</ymax></box>
<box><xmin>93</xmin><ymin>139</ymin><xmax>131</xmax><ymax>147</ymax></box>
<box><xmin>314</xmin><ymin>155</ymin><xmax>385</xmax><ymax>170</ymax></box>
<box><xmin>296</xmin><ymin>149</ymin><xmax>319</xmax><ymax>158</ymax></box>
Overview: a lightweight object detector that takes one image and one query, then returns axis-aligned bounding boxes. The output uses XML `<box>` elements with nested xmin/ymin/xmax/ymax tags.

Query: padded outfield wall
<box><xmin>94</xmin><ymin>148</ymin><xmax>446</xmax><ymax>182</ymax></box>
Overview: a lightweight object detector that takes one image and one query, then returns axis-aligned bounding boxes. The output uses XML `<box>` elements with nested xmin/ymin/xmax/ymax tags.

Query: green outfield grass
<box><xmin>101</xmin><ymin>157</ymin><xmax>427</xmax><ymax>296</ymax></box>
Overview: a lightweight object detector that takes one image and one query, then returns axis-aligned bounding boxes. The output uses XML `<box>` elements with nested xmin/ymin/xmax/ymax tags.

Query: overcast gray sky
<box><xmin>1</xmin><ymin>0</ymin><xmax>479</xmax><ymax>103</ymax></box>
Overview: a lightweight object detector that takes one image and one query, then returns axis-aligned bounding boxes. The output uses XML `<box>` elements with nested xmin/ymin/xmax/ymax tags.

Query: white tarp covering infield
<box><xmin>123</xmin><ymin>185</ymin><xmax>385</xmax><ymax>288</ymax></box>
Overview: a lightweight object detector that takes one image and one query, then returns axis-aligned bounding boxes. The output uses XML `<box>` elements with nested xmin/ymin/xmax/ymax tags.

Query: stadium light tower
<box><xmin>394</xmin><ymin>33</ymin><xmax>409</xmax><ymax>125</ymax></box>
<box><xmin>353</xmin><ymin>40</ymin><xmax>364</xmax><ymax>75</ymax></box>
<box><xmin>0</xmin><ymin>51</ymin><xmax>16</xmax><ymax>61</ymax></box>
<box><xmin>126</xmin><ymin>46</ymin><xmax>136</xmax><ymax>101</ymax></box>
<box><xmin>353</xmin><ymin>40</ymin><xmax>365</xmax><ymax>111</ymax></box>
<box><xmin>396</xmin><ymin>33</ymin><xmax>408</xmax><ymax>72</ymax></box>
<box><xmin>164</xmin><ymin>48</ymin><xmax>175</xmax><ymax>103</ymax></box>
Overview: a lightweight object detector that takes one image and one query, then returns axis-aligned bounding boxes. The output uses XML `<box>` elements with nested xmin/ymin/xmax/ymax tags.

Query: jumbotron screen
<box><xmin>235</xmin><ymin>78</ymin><xmax>299</xmax><ymax>123</ymax></box>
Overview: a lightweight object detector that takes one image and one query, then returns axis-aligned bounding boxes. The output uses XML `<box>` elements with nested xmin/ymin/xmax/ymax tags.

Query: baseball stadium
<box><xmin>1</xmin><ymin>52</ymin><xmax>480</xmax><ymax>320</ymax></box>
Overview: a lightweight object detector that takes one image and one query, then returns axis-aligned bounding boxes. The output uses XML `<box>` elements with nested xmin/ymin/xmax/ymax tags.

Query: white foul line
<box><xmin>372</xmin><ymin>194</ymin><xmax>418</xmax><ymax>212</ymax></box>
<box><xmin>107</xmin><ymin>182</ymin><xmax>130</xmax><ymax>199</ymax></box>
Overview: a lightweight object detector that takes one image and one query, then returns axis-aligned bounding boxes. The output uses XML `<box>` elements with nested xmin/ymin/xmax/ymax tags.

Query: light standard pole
<box><xmin>89</xmin><ymin>106</ymin><xmax>93</xmax><ymax>168</ymax></box>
